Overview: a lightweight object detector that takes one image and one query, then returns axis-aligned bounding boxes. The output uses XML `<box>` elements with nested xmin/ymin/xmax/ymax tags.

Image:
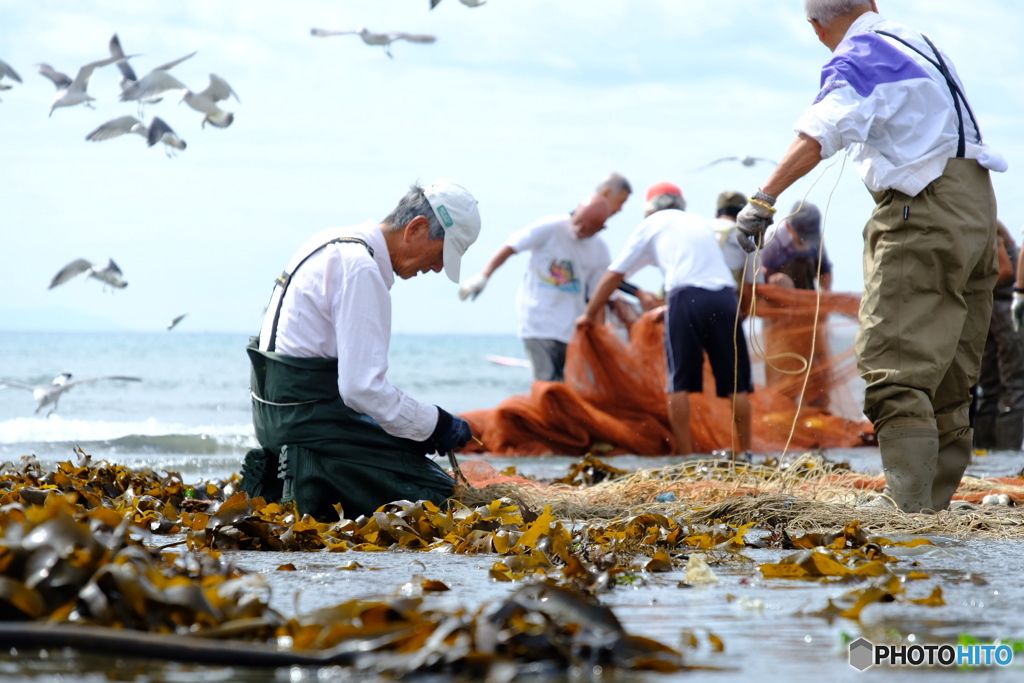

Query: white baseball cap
<box><xmin>422</xmin><ymin>178</ymin><xmax>481</xmax><ymax>283</ymax></box>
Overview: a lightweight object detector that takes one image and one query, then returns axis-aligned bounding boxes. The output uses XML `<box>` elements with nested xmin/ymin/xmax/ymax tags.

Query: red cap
<box><xmin>645</xmin><ymin>181</ymin><xmax>682</xmax><ymax>202</ymax></box>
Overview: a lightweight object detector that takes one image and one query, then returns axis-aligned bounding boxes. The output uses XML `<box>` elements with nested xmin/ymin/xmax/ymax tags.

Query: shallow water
<box><xmin>3</xmin><ymin>451</ymin><xmax>1024</xmax><ymax>682</ymax></box>
<box><xmin>3</xmin><ymin>330</ymin><xmax>1024</xmax><ymax>680</ymax></box>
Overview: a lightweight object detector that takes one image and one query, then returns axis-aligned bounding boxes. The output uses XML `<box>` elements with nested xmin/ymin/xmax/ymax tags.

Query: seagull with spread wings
<box><xmin>49</xmin><ymin>258</ymin><xmax>128</xmax><ymax>291</ymax></box>
<box><xmin>311</xmin><ymin>27</ymin><xmax>437</xmax><ymax>59</ymax></box>
<box><xmin>106</xmin><ymin>33</ymin><xmax>158</xmax><ymax>102</ymax></box>
<box><xmin>118</xmin><ymin>50</ymin><xmax>197</xmax><ymax>106</ymax></box>
<box><xmin>695</xmin><ymin>155</ymin><xmax>779</xmax><ymax>171</ymax></box>
<box><xmin>0</xmin><ymin>58</ymin><xmax>22</xmax><ymax>102</ymax></box>
<box><xmin>181</xmin><ymin>74</ymin><xmax>239</xmax><ymax>128</ymax></box>
<box><xmin>0</xmin><ymin>372</ymin><xmax>142</xmax><ymax>416</ymax></box>
<box><xmin>35</xmin><ymin>56</ymin><xmax>120</xmax><ymax>116</ymax></box>
<box><xmin>85</xmin><ymin>115</ymin><xmax>187</xmax><ymax>156</ymax></box>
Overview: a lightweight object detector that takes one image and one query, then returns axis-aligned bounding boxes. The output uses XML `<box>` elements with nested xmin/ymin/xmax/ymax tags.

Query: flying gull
<box><xmin>695</xmin><ymin>155</ymin><xmax>779</xmax><ymax>171</ymax></box>
<box><xmin>181</xmin><ymin>74</ymin><xmax>238</xmax><ymax>128</ymax></box>
<box><xmin>35</xmin><ymin>56</ymin><xmax>120</xmax><ymax>116</ymax></box>
<box><xmin>106</xmin><ymin>33</ymin><xmax>159</xmax><ymax>102</ymax></box>
<box><xmin>85</xmin><ymin>115</ymin><xmax>187</xmax><ymax>156</ymax></box>
<box><xmin>430</xmin><ymin>0</ymin><xmax>487</xmax><ymax>8</ymax></box>
<box><xmin>0</xmin><ymin>372</ymin><xmax>142</xmax><ymax>416</ymax></box>
<box><xmin>311</xmin><ymin>27</ymin><xmax>437</xmax><ymax>59</ymax></box>
<box><xmin>0</xmin><ymin>58</ymin><xmax>22</xmax><ymax>102</ymax></box>
<box><xmin>167</xmin><ymin>312</ymin><xmax>189</xmax><ymax>331</ymax></box>
<box><xmin>49</xmin><ymin>258</ymin><xmax>128</xmax><ymax>290</ymax></box>
<box><xmin>119</xmin><ymin>50</ymin><xmax>197</xmax><ymax>105</ymax></box>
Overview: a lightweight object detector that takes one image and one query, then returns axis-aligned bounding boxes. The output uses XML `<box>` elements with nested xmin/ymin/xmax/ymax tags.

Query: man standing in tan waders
<box><xmin>735</xmin><ymin>0</ymin><xmax>1007</xmax><ymax>513</ymax></box>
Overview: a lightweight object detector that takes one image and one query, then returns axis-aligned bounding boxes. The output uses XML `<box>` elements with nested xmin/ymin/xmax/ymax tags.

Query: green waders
<box><xmin>240</xmin><ymin>337</ymin><xmax>455</xmax><ymax>520</ymax></box>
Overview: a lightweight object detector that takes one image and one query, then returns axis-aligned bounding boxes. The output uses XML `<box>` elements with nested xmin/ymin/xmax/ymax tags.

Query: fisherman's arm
<box><xmin>577</xmin><ymin>270</ymin><xmax>626</xmax><ymax>327</ymax></box>
<box><xmin>334</xmin><ymin>264</ymin><xmax>437</xmax><ymax>441</ymax></box>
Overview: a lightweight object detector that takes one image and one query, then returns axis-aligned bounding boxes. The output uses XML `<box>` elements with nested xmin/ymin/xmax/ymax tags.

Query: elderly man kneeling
<box><xmin>241</xmin><ymin>180</ymin><xmax>481</xmax><ymax>520</ymax></box>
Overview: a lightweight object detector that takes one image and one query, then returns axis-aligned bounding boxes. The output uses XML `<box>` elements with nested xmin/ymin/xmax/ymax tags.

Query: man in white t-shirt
<box><xmin>458</xmin><ymin>195</ymin><xmax>613</xmax><ymax>381</ymax></box>
<box><xmin>576</xmin><ymin>183</ymin><xmax>753</xmax><ymax>457</ymax></box>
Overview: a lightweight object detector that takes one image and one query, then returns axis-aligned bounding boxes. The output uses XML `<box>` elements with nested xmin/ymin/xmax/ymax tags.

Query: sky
<box><xmin>2</xmin><ymin>0</ymin><xmax>1022</xmax><ymax>335</ymax></box>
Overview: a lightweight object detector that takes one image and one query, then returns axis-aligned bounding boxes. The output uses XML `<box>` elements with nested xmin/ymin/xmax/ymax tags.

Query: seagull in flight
<box><xmin>430</xmin><ymin>0</ymin><xmax>487</xmax><ymax>7</ymax></box>
<box><xmin>181</xmin><ymin>74</ymin><xmax>239</xmax><ymax>128</ymax></box>
<box><xmin>119</xmin><ymin>50</ymin><xmax>197</xmax><ymax>106</ymax></box>
<box><xmin>0</xmin><ymin>373</ymin><xmax>142</xmax><ymax>416</ymax></box>
<box><xmin>0</xmin><ymin>58</ymin><xmax>22</xmax><ymax>102</ymax></box>
<box><xmin>86</xmin><ymin>115</ymin><xmax>187</xmax><ymax>156</ymax></box>
<box><xmin>49</xmin><ymin>258</ymin><xmax>128</xmax><ymax>290</ymax></box>
<box><xmin>311</xmin><ymin>27</ymin><xmax>437</xmax><ymax>59</ymax></box>
<box><xmin>695</xmin><ymin>155</ymin><xmax>779</xmax><ymax>171</ymax></box>
<box><xmin>35</xmin><ymin>56</ymin><xmax>120</xmax><ymax>116</ymax></box>
<box><xmin>107</xmin><ymin>34</ymin><xmax>153</xmax><ymax>101</ymax></box>
<box><xmin>167</xmin><ymin>313</ymin><xmax>189</xmax><ymax>331</ymax></box>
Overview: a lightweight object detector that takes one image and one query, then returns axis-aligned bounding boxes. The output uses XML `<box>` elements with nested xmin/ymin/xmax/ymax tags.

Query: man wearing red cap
<box><xmin>577</xmin><ymin>182</ymin><xmax>754</xmax><ymax>457</ymax></box>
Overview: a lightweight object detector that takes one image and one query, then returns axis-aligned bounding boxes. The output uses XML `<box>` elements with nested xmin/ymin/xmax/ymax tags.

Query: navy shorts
<box><xmin>664</xmin><ymin>286</ymin><xmax>753</xmax><ymax>397</ymax></box>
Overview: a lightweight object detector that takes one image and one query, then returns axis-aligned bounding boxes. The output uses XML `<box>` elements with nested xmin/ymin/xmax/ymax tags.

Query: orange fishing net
<box><xmin>460</xmin><ymin>285</ymin><xmax>872</xmax><ymax>456</ymax></box>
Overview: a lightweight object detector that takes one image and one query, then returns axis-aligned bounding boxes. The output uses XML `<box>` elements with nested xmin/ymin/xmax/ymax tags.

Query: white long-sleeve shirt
<box><xmin>258</xmin><ymin>221</ymin><xmax>438</xmax><ymax>441</ymax></box>
<box><xmin>793</xmin><ymin>11</ymin><xmax>1006</xmax><ymax>197</ymax></box>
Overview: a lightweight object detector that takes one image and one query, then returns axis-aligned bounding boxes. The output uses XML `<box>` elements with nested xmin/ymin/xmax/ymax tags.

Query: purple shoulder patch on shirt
<box><xmin>816</xmin><ymin>32</ymin><xmax>930</xmax><ymax>100</ymax></box>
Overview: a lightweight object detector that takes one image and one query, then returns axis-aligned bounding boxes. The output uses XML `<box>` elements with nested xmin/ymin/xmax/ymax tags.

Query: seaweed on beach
<box><xmin>0</xmin><ymin>494</ymin><xmax>685</xmax><ymax>676</ymax></box>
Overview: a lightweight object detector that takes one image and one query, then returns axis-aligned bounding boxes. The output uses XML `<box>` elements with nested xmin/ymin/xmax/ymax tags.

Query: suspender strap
<box><xmin>872</xmin><ymin>30</ymin><xmax>982</xmax><ymax>157</ymax></box>
<box><xmin>266</xmin><ymin>237</ymin><xmax>374</xmax><ymax>352</ymax></box>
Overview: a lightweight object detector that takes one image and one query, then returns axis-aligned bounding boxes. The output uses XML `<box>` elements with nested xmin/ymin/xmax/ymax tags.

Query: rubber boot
<box><xmin>995</xmin><ymin>410</ymin><xmax>1024</xmax><ymax>451</ymax></box>
<box><xmin>931</xmin><ymin>434</ymin><xmax>972</xmax><ymax>511</ymax></box>
<box><xmin>876</xmin><ymin>425</ymin><xmax>938</xmax><ymax>514</ymax></box>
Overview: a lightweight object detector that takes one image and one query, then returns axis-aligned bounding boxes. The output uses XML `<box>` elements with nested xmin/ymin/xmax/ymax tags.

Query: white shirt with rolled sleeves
<box><xmin>609</xmin><ymin>210</ymin><xmax>736</xmax><ymax>293</ymax></box>
<box><xmin>793</xmin><ymin>11</ymin><xmax>1006</xmax><ymax>197</ymax></box>
<box><xmin>258</xmin><ymin>221</ymin><xmax>438</xmax><ymax>442</ymax></box>
<box><xmin>506</xmin><ymin>214</ymin><xmax>612</xmax><ymax>344</ymax></box>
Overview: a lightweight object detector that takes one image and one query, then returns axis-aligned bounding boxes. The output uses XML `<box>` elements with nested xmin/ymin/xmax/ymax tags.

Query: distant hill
<box><xmin>0</xmin><ymin>307</ymin><xmax>128</xmax><ymax>332</ymax></box>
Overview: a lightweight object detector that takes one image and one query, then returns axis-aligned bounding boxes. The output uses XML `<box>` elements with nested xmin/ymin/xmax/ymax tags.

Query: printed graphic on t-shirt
<box><xmin>537</xmin><ymin>259</ymin><xmax>580</xmax><ymax>293</ymax></box>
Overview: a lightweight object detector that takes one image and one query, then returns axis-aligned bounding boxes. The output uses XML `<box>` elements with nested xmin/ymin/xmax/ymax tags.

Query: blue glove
<box><xmin>431</xmin><ymin>407</ymin><xmax>472</xmax><ymax>453</ymax></box>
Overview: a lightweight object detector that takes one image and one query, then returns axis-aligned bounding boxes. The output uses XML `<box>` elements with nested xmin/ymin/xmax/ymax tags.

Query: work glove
<box><xmin>1014</xmin><ymin>291</ymin><xmax>1024</xmax><ymax>333</ymax></box>
<box><xmin>458</xmin><ymin>272</ymin><xmax>489</xmax><ymax>301</ymax></box>
<box><xmin>735</xmin><ymin>192</ymin><xmax>777</xmax><ymax>253</ymax></box>
<box><xmin>431</xmin><ymin>407</ymin><xmax>472</xmax><ymax>453</ymax></box>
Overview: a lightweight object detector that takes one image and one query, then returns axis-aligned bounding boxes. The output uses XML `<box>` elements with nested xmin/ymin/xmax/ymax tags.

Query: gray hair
<box><xmin>645</xmin><ymin>193</ymin><xmax>687</xmax><ymax>216</ymax></box>
<box><xmin>804</xmin><ymin>0</ymin><xmax>872</xmax><ymax>26</ymax></box>
<box><xmin>383</xmin><ymin>185</ymin><xmax>445</xmax><ymax>241</ymax></box>
<box><xmin>596</xmin><ymin>172</ymin><xmax>632</xmax><ymax>196</ymax></box>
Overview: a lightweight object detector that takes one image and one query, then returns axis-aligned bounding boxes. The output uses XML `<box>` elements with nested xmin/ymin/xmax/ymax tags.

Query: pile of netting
<box><xmin>461</xmin><ymin>285</ymin><xmax>870</xmax><ymax>456</ymax></box>
<box><xmin>454</xmin><ymin>455</ymin><xmax>1024</xmax><ymax>538</ymax></box>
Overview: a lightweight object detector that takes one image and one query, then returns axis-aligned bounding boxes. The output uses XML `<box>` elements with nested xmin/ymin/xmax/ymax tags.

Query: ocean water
<box><xmin>0</xmin><ymin>330</ymin><xmax>533</xmax><ymax>474</ymax></box>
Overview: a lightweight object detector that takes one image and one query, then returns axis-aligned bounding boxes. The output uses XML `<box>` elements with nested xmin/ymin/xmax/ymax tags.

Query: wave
<box><xmin>0</xmin><ymin>417</ymin><xmax>257</xmax><ymax>454</ymax></box>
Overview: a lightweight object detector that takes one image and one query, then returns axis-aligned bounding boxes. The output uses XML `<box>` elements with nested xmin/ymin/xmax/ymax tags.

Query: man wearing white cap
<box><xmin>242</xmin><ymin>180</ymin><xmax>482</xmax><ymax>520</ymax></box>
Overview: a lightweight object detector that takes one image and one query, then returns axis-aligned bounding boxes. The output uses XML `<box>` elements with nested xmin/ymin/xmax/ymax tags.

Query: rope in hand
<box><xmin>732</xmin><ymin>152</ymin><xmax>848</xmax><ymax>459</ymax></box>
